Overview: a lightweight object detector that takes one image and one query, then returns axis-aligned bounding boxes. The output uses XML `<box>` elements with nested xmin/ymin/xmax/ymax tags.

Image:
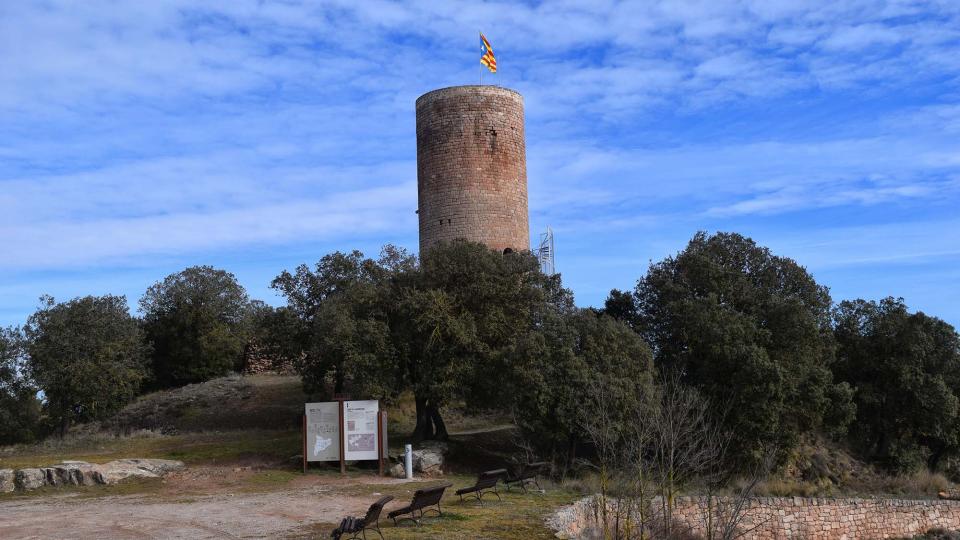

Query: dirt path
<box><xmin>0</xmin><ymin>467</ymin><xmax>425</xmax><ymax>540</ymax></box>
<box><xmin>0</xmin><ymin>490</ymin><xmax>366</xmax><ymax>539</ymax></box>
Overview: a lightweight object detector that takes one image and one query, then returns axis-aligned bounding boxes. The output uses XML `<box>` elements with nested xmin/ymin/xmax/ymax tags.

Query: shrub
<box><xmin>25</xmin><ymin>295</ymin><xmax>149</xmax><ymax>435</ymax></box>
<box><xmin>140</xmin><ymin>266</ymin><xmax>251</xmax><ymax>387</ymax></box>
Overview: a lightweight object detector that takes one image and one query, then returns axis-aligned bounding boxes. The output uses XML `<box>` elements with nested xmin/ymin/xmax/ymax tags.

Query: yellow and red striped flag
<box><xmin>480</xmin><ymin>33</ymin><xmax>497</xmax><ymax>73</ymax></box>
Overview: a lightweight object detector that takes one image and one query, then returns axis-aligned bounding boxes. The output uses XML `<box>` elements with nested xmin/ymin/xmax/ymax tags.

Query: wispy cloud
<box><xmin>1</xmin><ymin>0</ymin><xmax>959</xmax><ymax>325</ymax></box>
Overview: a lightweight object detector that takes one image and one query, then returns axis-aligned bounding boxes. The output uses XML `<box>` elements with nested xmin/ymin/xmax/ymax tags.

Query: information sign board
<box><xmin>305</xmin><ymin>401</ymin><xmax>340</xmax><ymax>462</ymax></box>
<box><xmin>343</xmin><ymin>400</ymin><xmax>380</xmax><ymax>461</ymax></box>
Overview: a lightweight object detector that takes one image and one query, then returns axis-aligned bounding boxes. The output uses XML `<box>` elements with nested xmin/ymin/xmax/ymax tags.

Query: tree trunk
<box><xmin>411</xmin><ymin>397</ymin><xmax>449</xmax><ymax>441</ymax></box>
<box><xmin>567</xmin><ymin>435</ymin><xmax>578</xmax><ymax>468</ymax></box>
<box><xmin>928</xmin><ymin>444</ymin><xmax>946</xmax><ymax>471</ymax></box>
<box><xmin>412</xmin><ymin>396</ymin><xmax>434</xmax><ymax>442</ymax></box>
<box><xmin>428</xmin><ymin>403</ymin><xmax>449</xmax><ymax>441</ymax></box>
<box><xmin>333</xmin><ymin>363</ymin><xmax>345</xmax><ymax>395</ymax></box>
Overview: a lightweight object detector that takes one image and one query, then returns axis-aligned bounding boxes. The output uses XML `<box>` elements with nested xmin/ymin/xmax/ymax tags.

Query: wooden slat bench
<box><xmin>387</xmin><ymin>483</ymin><xmax>452</xmax><ymax>526</ymax></box>
<box><xmin>504</xmin><ymin>461</ymin><xmax>548</xmax><ymax>493</ymax></box>
<box><xmin>455</xmin><ymin>469</ymin><xmax>506</xmax><ymax>506</ymax></box>
<box><xmin>330</xmin><ymin>495</ymin><xmax>393</xmax><ymax>539</ymax></box>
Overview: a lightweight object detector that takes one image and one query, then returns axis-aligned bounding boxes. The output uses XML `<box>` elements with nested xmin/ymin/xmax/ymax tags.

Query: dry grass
<box><xmin>0</xmin><ymin>374</ymin><xmax>578</xmax><ymax>539</ymax></box>
<box><xmin>0</xmin><ymin>429</ymin><xmax>302</xmax><ymax>470</ymax></box>
<box><xmin>752</xmin><ymin>469</ymin><xmax>953</xmax><ymax>499</ymax></box>
<box><xmin>870</xmin><ymin>470</ymin><xmax>953</xmax><ymax>498</ymax></box>
<box><xmin>287</xmin><ymin>476</ymin><xmax>575</xmax><ymax>540</ymax></box>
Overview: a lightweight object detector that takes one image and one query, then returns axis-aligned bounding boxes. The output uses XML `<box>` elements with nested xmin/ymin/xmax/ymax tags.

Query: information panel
<box><xmin>305</xmin><ymin>401</ymin><xmax>340</xmax><ymax>462</ymax></box>
<box><xmin>343</xmin><ymin>400</ymin><xmax>380</xmax><ymax>461</ymax></box>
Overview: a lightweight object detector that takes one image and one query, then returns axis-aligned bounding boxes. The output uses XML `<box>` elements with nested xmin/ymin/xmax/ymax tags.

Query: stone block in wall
<box><xmin>0</xmin><ymin>469</ymin><xmax>14</xmax><ymax>492</ymax></box>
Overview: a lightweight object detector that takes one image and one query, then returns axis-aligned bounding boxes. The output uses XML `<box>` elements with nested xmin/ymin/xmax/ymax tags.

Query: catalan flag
<box><xmin>480</xmin><ymin>33</ymin><xmax>497</xmax><ymax>73</ymax></box>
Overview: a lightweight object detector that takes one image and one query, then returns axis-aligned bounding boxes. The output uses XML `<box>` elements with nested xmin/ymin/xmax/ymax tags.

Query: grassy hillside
<box><xmin>0</xmin><ymin>374</ymin><xmax>574</xmax><ymax>539</ymax></box>
<box><xmin>1</xmin><ymin>374</ymin><xmax>519</xmax><ymax>472</ymax></box>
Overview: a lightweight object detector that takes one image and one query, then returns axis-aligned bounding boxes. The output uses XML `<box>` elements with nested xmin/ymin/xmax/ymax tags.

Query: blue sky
<box><xmin>1</xmin><ymin>0</ymin><xmax>959</xmax><ymax>328</ymax></box>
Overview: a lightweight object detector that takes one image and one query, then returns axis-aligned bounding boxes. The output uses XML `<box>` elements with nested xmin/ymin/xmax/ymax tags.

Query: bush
<box><xmin>140</xmin><ymin>266</ymin><xmax>252</xmax><ymax>387</ymax></box>
<box><xmin>0</xmin><ymin>326</ymin><xmax>41</xmax><ymax>444</ymax></box>
<box><xmin>833</xmin><ymin>297</ymin><xmax>960</xmax><ymax>474</ymax></box>
<box><xmin>25</xmin><ymin>295</ymin><xmax>149</xmax><ymax>435</ymax></box>
<box><xmin>512</xmin><ymin>309</ymin><xmax>656</xmax><ymax>465</ymax></box>
<box><xmin>630</xmin><ymin>231</ymin><xmax>854</xmax><ymax>468</ymax></box>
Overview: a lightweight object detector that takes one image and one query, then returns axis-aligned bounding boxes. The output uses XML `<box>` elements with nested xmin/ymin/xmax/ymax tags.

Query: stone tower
<box><xmin>416</xmin><ymin>85</ymin><xmax>530</xmax><ymax>254</ymax></box>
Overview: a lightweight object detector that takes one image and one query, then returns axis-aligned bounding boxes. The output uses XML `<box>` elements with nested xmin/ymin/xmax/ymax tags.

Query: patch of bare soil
<box><xmin>0</xmin><ymin>466</ymin><xmax>425</xmax><ymax>540</ymax></box>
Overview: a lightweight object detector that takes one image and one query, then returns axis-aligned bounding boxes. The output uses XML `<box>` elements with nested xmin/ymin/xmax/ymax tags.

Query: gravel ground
<box><xmin>0</xmin><ymin>467</ymin><xmax>423</xmax><ymax>540</ymax></box>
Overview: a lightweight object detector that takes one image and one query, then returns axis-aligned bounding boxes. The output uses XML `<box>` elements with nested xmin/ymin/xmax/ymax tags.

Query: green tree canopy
<box><xmin>273</xmin><ymin>241</ymin><xmax>561</xmax><ymax>441</ymax></box>
<box><xmin>271</xmin><ymin>249</ymin><xmax>401</xmax><ymax>396</ymax></box>
<box><xmin>25</xmin><ymin>295</ymin><xmax>149</xmax><ymax>435</ymax></box>
<box><xmin>512</xmin><ymin>309</ymin><xmax>656</xmax><ymax>465</ymax></box>
<box><xmin>833</xmin><ymin>297</ymin><xmax>960</xmax><ymax>473</ymax></box>
<box><xmin>0</xmin><ymin>326</ymin><xmax>41</xmax><ymax>444</ymax></box>
<box><xmin>631</xmin><ymin>231</ymin><xmax>854</xmax><ymax>466</ymax></box>
<box><xmin>140</xmin><ymin>266</ymin><xmax>251</xmax><ymax>387</ymax></box>
<box><xmin>394</xmin><ymin>240</ymin><xmax>560</xmax><ymax>440</ymax></box>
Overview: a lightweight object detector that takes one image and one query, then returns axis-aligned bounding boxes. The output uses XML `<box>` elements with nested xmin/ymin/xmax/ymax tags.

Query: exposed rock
<box><xmin>15</xmin><ymin>468</ymin><xmax>46</xmax><ymax>490</ymax></box>
<box><xmin>52</xmin><ymin>462</ymin><xmax>104</xmax><ymax>486</ymax></box>
<box><xmin>10</xmin><ymin>459</ymin><xmax>184</xmax><ymax>492</ymax></box>
<box><xmin>0</xmin><ymin>469</ymin><xmax>14</xmax><ymax>493</ymax></box>
<box><xmin>412</xmin><ymin>442</ymin><xmax>447</xmax><ymax>475</ymax></box>
<box><xmin>115</xmin><ymin>458</ymin><xmax>184</xmax><ymax>476</ymax></box>
<box><xmin>389</xmin><ymin>463</ymin><xmax>405</xmax><ymax>479</ymax></box>
<box><xmin>41</xmin><ymin>467</ymin><xmax>64</xmax><ymax>487</ymax></box>
<box><xmin>97</xmin><ymin>459</ymin><xmax>184</xmax><ymax>484</ymax></box>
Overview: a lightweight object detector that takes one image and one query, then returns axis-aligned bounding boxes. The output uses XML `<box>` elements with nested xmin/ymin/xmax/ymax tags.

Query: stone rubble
<box><xmin>388</xmin><ymin>463</ymin><xmax>406</xmax><ymax>478</ymax></box>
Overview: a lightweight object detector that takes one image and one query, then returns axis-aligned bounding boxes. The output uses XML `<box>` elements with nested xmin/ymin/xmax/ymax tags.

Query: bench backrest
<box><xmin>517</xmin><ymin>461</ymin><xmax>548</xmax><ymax>480</ymax></box>
<box><xmin>411</xmin><ymin>483</ymin><xmax>451</xmax><ymax>509</ymax></box>
<box><xmin>476</xmin><ymin>468</ymin><xmax>507</xmax><ymax>489</ymax></box>
<box><xmin>362</xmin><ymin>495</ymin><xmax>394</xmax><ymax>525</ymax></box>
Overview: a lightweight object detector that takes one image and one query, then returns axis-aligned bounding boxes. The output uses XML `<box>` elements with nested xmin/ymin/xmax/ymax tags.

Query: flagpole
<box><xmin>479</xmin><ymin>31</ymin><xmax>482</xmax><ymax>86</ymax></box>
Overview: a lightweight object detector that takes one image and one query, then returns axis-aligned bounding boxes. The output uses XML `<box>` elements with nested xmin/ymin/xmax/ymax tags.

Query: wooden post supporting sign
<box><xmin>301</xmin><ymin>414</ymin><xmax>307</xmax><ymax>474</ymax></box>
<box><xmin>376</xmin><ymin>410</ymin><xmax>386</xmax><ymax>476</ymax></box>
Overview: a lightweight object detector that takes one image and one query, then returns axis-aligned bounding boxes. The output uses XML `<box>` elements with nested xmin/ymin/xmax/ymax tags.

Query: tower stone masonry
<box><xmin>416</xmin><ymin>85</ymin><xmax>530</xmax><ymax>254</ymax></box>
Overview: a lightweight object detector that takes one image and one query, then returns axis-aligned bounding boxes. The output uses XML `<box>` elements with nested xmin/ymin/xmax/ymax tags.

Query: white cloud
<box><xmin>1</xmin><ymin>0</ymin><xmax>960</xmax><ymax>326</ymax></box>
<box><xmin>1</xmin><ymin>183</ymin><xmax>416</xmax><ymax>269</ymax></box>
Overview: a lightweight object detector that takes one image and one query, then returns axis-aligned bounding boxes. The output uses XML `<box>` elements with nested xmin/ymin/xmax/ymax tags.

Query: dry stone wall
<box><xmin>416</xmin><ymin>85</ymin><xmax>529</xmax><ymax>254</ymax></box>
<box><xmin>551</xmin><ymin>495</ymin><xmax>960</xmax><ymax>539</ymax></box>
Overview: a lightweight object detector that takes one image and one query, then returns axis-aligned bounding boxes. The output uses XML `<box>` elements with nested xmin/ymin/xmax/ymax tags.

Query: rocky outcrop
<box><xmin>46</xmin><ymin>461</ymin><xmax>105</xmax><ymax>486</ymax></box>
<box><xmin>8</xmin><ymin>459</ymin><xmax>184</xmax><ymax>492</ymax></box>
<box><xmin>412</xmin><ymin>441</ymin><xmax>447</xmax><ymax>476</ymax></box>
<box><xmin>97</xmin><ymin>459</ymin><xmax>183</xmax><ymax>484</ymax></box>
<box><xmin>0</xmin><ymin>469</ymin><xmax>15</xmax><ymax>492</ymax></box>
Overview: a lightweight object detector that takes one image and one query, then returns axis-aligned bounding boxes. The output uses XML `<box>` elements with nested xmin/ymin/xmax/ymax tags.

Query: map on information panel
<box><xmin>343</xmin><ymin>400</ymin><xmax>380</xmax><ymax>461</ymax></box>
<box><xmin>305</xmin><ymin>402</ymin><xmax>340</xmax><ymax>462</ymax></box>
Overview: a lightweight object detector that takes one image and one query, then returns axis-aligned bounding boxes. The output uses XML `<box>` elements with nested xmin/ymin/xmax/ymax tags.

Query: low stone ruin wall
<box><xmin>0</xmin><ymin>459</ymin><xmax>184</xmax><ymax>493</ymax></box>
<box><xmin>550</xmin><ymin>495</ymin><xmax>960</xmax><ymax>539</ymax></box>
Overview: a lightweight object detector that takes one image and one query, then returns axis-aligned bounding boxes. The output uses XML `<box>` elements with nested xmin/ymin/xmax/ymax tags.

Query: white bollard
<box><xmin>404</xmin><ymin>444</ymin><xmax>414</xmax><ymax>480</ymax></box>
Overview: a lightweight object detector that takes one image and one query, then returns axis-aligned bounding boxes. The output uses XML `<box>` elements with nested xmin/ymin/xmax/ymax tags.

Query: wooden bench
<box><xmin>387</xmin><ymin>483</ymin><xmax>452</xmax><ymax>526</ymax></box>
<box><xmin>504</xmin><ymin>461</ymin><xmax>548</xmax><ymax>493</ymax></box>
<box><xmin>456</xmin><ymin>469</ymin><xmax>506</xmax><ymax>506</ymax></box>
<box><xmin>330</xmin><ymin>495</ymin><xmax>393</xmax><ymax>539</ymax></box>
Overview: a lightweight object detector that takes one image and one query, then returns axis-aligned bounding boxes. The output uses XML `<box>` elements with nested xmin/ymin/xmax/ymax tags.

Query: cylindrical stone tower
<box><xmin>416</xmin><ymin>85</ymin><xmax>530</xmax><ymax>254</ymax></box>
